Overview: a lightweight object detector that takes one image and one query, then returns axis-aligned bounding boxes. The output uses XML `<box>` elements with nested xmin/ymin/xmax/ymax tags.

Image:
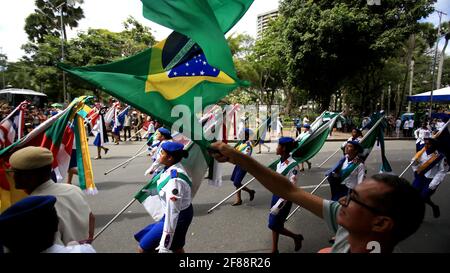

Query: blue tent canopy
<box><xmin>407</xmin><ymin>87</ymin><xmax>450</xmax><ymax>103</ymax></box>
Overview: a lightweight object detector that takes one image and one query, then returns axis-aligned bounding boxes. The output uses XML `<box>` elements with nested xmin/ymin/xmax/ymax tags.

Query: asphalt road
<box><xmin>84</xmin><ymin>140</ymin><xmax>450</xmax><ymax>253</ymax></box>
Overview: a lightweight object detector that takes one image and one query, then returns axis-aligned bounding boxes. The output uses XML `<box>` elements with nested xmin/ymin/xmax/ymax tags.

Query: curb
<box><xmin>227</xmin><ymin>138</ymin><xmax>415</xmax><ymax>143</ymax></box>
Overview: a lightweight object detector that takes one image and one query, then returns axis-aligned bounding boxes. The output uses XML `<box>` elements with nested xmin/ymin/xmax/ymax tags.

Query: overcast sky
<box><xmin>0</xmin><ymin>0</ymin><xmax>449</xmax><ymax>62</ymax></box>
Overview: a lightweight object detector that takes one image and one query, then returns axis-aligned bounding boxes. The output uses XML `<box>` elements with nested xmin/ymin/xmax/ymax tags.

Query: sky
<box><xmin>0</xmin><ymin>0</ymin><xmax>449</xmax><ymax>62</ymax></box>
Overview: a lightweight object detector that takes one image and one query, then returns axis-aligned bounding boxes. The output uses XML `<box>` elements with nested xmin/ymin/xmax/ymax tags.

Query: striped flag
<box><xmin>74</xmin><ymin>115</ymin><xmax>97</xmax><ymax>195</ymax></box>
<box><xmin>0</xmin><ymin>101</ymin><xmax>28</xmax><ymax>148</ymax></box>
<box><xmin>112</xmin><ymin>106</ymin><xmax>130</xmax><ymax>134</ymax></box>
<box><xmin>93</xmin><ymin>108</ymin><xmax>109</xmax><ymax>147</ymax></box>
<box><xmin>0</xmin><ymin>98</ymin><xmax>89</xmax><ymax>211</ymax></box>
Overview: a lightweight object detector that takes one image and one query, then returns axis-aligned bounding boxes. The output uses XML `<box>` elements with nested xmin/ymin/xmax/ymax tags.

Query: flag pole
<box><xmin>285</xmin><ymin>176</ymin><xmax>328</xmax><ymax>221</ymax></box>
<box><xmin>318</xmin><ymin>148</ymin><xmax>341</xmax><ymax>168</ymax></box>
<box><xmin>399</xmin><ymin>119</ymin><xmax>450</xmax><ymax>178</ymax></box>
<box><xmin>399</xmin><ymin>161</ymin><xmax>414</xmax><ymax>178</ymax></box>
<box><xmin>92</xmin><ymin>198</ymin><xmax>136</xmax><ymax>241</ymax></box>
<box><xmin>207</xmin><ymin>177</ymin><xmax>256</xmax><ymax>214</ymax></box>
<box><xmin>122</xmin><ymin>142</ymin><xmax>148</xmax><ymax>169</ymax></box>
<box><xmin>104</xmin><ymin>150</ymin><xmax>148</xmax><ymax>175</ymax></box>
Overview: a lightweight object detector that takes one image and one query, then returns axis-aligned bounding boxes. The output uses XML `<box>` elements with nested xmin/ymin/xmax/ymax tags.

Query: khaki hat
<box><xmin>9</xmin><ymin>147</ymin><xmax>54</xmax><ymax>170</ymax></box>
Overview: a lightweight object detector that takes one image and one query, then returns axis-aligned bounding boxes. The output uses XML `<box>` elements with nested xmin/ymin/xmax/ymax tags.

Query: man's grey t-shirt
<box><xmin>323</xmin><ymin>200</ymin><xmax>350</xmax><ymax>253</ymax></box>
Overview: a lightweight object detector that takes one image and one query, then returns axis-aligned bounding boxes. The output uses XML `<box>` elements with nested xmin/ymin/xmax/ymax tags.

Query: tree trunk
<box><xmin>283</xmin><ymin>86</ymin><xmax>295</xmax><ymax>115</ymax></box>
<box><xmin>436</xmin><ymin>36</ymin><xmax>449</xmax><ymax>89</ymax></box>
<box><xmin>397</xmin><ymin>34</ymin><xmax>415</xmax><ymax>118</ymax></box>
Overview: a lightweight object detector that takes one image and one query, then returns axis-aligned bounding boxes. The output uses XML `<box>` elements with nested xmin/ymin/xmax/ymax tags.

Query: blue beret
<box><xmin>303</xmin><ymin>124</ymin><xmax>311</xmax><ymax>129</ymax></box>
<box><xmin>161</xmin><ymin>141</ymin><xmax>184</xmax><ymax>154</ymax></box>
<box><xmin>0</xmin><ymin>195</ymin><xmax>56</xmax><ymax>224</ymax></box>
<box><xmin>279</xmin><ymin>137</ymin><xmax>295</xmax><ymax>145</ymax></box>
<box><xmin>158</xmin><ymin>127</ymin><xmax>172</xmax><ymax>139</ymax></box>
<box><xmin>347</xmin><ymin>140</ymin><xmax>363</xmax><ymax>152</ymax></box>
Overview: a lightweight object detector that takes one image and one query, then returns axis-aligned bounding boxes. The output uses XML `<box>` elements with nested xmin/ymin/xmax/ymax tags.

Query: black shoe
<box><xmin>294</xmin><ymin>234</ymin><xmax>304</xmax><ymax>251</ymax></box>
<box><xmin>249</xmin><ymin>190</ymin><xmax>256</xmax><ymax>201</ymax></box>
<box><xmin>432</xmin><ymin>205</ymin><xmax>440</xmax><ymax>218</ymax></box>
<box><xmin>307</xmin><ymin>162</ymin><xmax>312</xmax><ymax>170</ymax></box>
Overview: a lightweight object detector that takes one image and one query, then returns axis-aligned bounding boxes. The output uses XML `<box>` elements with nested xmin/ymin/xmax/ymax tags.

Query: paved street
<box><xmin>85</xmin><ymin>140</ymin><xmax>450</xmax><ymax>253</ymax></box>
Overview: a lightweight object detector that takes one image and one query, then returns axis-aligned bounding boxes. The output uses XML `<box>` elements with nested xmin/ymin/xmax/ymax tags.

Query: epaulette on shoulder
<box><xmin>170</xmin><ymin>169</ymin><xmax>178</xmax><ymax>179</ymax></box>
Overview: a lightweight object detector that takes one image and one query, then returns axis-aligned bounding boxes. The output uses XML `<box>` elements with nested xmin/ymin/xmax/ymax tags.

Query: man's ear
<box><xmin>371</xmin><ymin>216</ymin><xmax>394</xmax><ymax>233</ymax></box>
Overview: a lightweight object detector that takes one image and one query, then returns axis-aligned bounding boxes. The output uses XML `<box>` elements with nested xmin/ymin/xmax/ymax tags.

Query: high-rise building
<box><xmin>256</xmin><ymin>9</ymin><xmax>279</xmax><ymax>38</ymax></box>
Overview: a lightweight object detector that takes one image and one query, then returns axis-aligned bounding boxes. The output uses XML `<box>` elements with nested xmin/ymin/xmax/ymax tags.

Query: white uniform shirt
<box><xmin>414</xmin><ymin>128</ymin><xmax>431</xmax><ymax>145</ymax></box>
<box><xmin>408</xmin><ymin>119</ymin><xmax>415</xmax><ymax>129</ymax></box>
<box><xmin>403</xmin><ymin>120</ymin><xmax>409</xmax><ymax>129</ymax></box>
<box><xmin>270</xmin><ymin>157</ymin><xmax>300</xmax><ymax>215</ymax></box>
<box><xmin>276</xmin><ymin>118</ymin><xmax>283</xmax><ymax>134</ymax></box>
<box><xmin>412</xmin><ymin>151</ymin><xmax>448</xmax><ymax>190</ymax></box>
<box><xmin>42</xmin><ymin>243</ymin><xmax>96</xmax><ymax>253</ymax></box>
<box><xmin>31</xmin><ymin>181</ymin><xmax>92</xmax><ymax>245</ymax></box>
<box><xmin>341</xmin><ymin>156</ymin><xmax>366</xmax><ymax>189</ymax></box>
<box><xmin>157</xmin><ymin>163</ymin><xmax>192</xmax><ymax>251</ymax></box>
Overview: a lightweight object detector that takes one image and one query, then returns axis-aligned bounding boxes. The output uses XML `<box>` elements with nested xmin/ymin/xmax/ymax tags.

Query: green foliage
<box><xmin>25</xmin><ymin>0</ymin><xmax>85</xmax><ymax>43</ymax></box>
<box><xmin>278</xmin><ymin>0</ymin><xmax>436</xmax><ymax>111</ymax></box>
<box><xmin>7</xmin><ymin>6</ymin><xmax>156</xmax><ymax>101</ymax></box>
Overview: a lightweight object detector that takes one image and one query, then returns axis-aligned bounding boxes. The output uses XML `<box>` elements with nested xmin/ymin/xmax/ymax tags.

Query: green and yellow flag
<box><xmin>59</xmin><ymin>0</ymin><xmax>253</xmax><ymax>146</ymax></box>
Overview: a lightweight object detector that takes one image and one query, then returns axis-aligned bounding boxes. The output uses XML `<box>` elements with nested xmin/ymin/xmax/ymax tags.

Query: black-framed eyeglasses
<box><xmin>341</xmin><ymin>189</ymin><xmax>385</xmax><ymax>215</ymax></box>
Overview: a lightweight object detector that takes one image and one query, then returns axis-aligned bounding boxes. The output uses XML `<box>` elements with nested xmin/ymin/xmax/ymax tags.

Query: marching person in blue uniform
<box><xmin>326</xmin><ymin>140</ymin><xmax>366</xmax><ymax>201</ymax></box>
<box><xmin>144</xmin><ymin>127</ymin><xmax>173</xmax><ymax>176</ymax></box>
<box><xmin>411</xmin><ymin>138</ymin><xmax>448</xmax><ymax>218</ymax></box>
<box><xmin>341</xmin><ymin>128</ymin><xmax>363</xmax><ymax>154</ymax></box>
<box><xmin>414</xmin><ymin>122</ymin><xmax>432</xmax><ymax>152</ymax></box>
<box><xmin>135</xmin><ymin>142</ymin><xmax>193</xmax><ymax>253</ymax></box>
<box><xmin>268</xmin><ymin>137</ymin><xmax>304</xmax><ymax>253</ymax></box>
<box><xmin>230</xmin><ymin>128</ymin><xmax>256</xmax><ymax>206</ymax></box>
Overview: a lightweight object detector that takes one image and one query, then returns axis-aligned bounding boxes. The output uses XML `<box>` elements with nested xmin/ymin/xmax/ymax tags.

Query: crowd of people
<box><xmin>0</xmin><ymin>101</ymin><xmax>448</xmax><ymax>254</ymax></box>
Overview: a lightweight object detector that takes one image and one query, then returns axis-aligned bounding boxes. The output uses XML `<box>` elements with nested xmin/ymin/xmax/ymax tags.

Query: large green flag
<box><xmin>268</xmin><ymin>113</ymin><xmax>340</xmax><ymax>170</ymax></box>
<box><xmin>59</xmin><ymin>0</ymin><xmax>253</xmax><ymax>146</ymax></box>
<box><xmin>359</xmin><ymin>112</ymin><xmax>393</xmax><ymax>173</ymax></box>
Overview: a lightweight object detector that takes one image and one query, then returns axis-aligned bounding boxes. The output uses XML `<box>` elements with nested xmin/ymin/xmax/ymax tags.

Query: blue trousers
<box><xmin>231</xmin><ymin>166</ymin><xmax>247</xmax><ymax>187</ymax></box>
<box><xmin>268</xmin><ymin>195</ymin><xmax>293</xmax><ymax>232</ymax></box>
<box><xmin>412</xmin><ymin>174</ymin><xmax>436</xmax><ymax>200</ymax></box>
<box><xmin>134</xmin><ymin>204</ymin><xmax>193</xmax><ymax>251</ymax></box>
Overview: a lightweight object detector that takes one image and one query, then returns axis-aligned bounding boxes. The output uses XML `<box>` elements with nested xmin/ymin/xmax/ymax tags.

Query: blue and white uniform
<box><xmin>268</xmin><ymin>156</ymin><xmax>300</xmax><ymax>231</ymax></box>
<box><xmin>230</xmin><ymin>141</ymin><xmax>253</xmax><ymax>187</ymax></box>
<box><xmin>414</xmin><ymin>127</ymin><xmax>432</xmax><ymax>152</ymax></box>
<box><xmin>412</xmin><ymin>149</ymin><xmax>448</xmax><ymax>199</ymax></box>
<box><xmin>135</xmin><ymin>162</ymin><xmax>193</xmax><ymax>253</ymax></box>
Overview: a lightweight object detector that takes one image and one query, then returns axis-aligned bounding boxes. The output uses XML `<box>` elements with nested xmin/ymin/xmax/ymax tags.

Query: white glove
<box><xmin>270</xmin><ymin>206</ymin><xmax>280</xmax><ymax>216</ymax></box>
<box><xmin>270</xmin><ymin>199</ymin><xmax>286</xmax><ymax>216</ymax></box>
<box><xmin>156</xmin><ymin>246</ymin><xmax>172</xmax><ymax>253</ymax></box>
<box><xmin>144</xmin><ymin>167</ymin><xmax>153</xmax><ymax>177</ymax></box>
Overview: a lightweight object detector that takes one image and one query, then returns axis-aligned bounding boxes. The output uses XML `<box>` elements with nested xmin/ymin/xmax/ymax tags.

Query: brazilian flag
<box><xmin>59</xmin><ymin>0</ymin><xmax>253</xmax><ymax>147</ymax></box>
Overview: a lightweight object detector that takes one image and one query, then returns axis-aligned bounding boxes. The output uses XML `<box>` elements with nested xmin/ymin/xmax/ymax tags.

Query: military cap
<box><xmin>9</xmin><ymin>146</ymin><xmax>53</xmax><ymax>170</ymax></box>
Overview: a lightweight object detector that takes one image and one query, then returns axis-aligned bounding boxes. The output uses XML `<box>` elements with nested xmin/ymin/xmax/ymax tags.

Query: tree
<box><xmin>437</xmin><ymin>21</ymin><xmax>450</xmax><ymax>89</ymax></box>
<box><xmin>12</xmin><ymin>17</ymin><xmax>156</xmax><ymax>101</ymax></box>
<box><xmin>25</xmin><ymin>0</ymin><xmax>84</xmax><ymax>43</ymax></box>
<box><xmin>278</xmin><ymin>0</ymin><xmax>436</xmax><ymax>112</ymax></box>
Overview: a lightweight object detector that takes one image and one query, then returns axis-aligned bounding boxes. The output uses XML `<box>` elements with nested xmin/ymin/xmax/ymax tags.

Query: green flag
<box><xmin>59</xmin><ymin>0</ymin><xmax>253</xmax><ymax>146</ymax></box>
<box><xmin>268</xmin><ymin>113</ymin><xmax>340</xmax><ymax>170</ymax></box>
<box><xmin>359</xmin><ymin>112</ymin><xmax>393</xmax><ymax>173</ymax></box>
